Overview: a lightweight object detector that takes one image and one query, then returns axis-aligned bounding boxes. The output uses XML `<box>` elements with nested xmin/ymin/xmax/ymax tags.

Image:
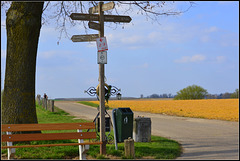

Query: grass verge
<box><xmin>1</xmin><ymin>103</ymin><xmax>181</xmax><ymax>159</ymax></box>
<box><xmin>78</xmin><ymin>101</ymin><xmax>112</xmax><ymax>110</ymax></box>
<box><xmin>78</xmin><ymin>101</ymin><xmax>99</xmax><ymax>108</ymax></box>
<box><xmin>87</xmin><ymin>135</ymin><xmax>181</xmax><ymax>159</ymax></box>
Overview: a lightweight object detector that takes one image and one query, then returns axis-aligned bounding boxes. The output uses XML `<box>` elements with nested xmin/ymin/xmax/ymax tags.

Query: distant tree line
<box><xmin>144</xmin><ymin>93</ymin><xmax>175</xmax><ymax>98</ymax></box>
<box><xmin>143</xmin><ymin>86</ymin><xmax>239</xmax><ymax>100</ymax></box>
<box><xmin>206</xmin><ymin>89</ymin><xmax>239</xmax><ymax>99</ymax></box>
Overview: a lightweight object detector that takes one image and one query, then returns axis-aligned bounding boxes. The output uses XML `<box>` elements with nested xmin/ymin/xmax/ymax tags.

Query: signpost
<box><xmin>89</xmin><ymin>1</ymin><xmax>115</xmax><ymax>14</ymax></box>
<box><xmin>70</xmin><ymin>2</ymin><xmax>131</xmax><ymax>155</ymax></box>
<box><xmin>88</xmin><ymin>21</ymin><xmax>101</xmax><ymax>31</ymax></box>
<box><xmin>71</xmin><ymin>34</ymin><xmax>99</xmax><ymax>42</ymax></box>
<box><xmin>70</xmin><ymin>13</ymin><xmax>132</xmax><ymax>23</ymax></box>
<box><xmin>98</xmin><ymin>2</ymin><xmax>106</xmax><ymax>154</ymax></box>
<box><xmin>70</xmin><ymin>13</ymin><xmax>99</xmax><ymax>21</ymax></box>
<box><xmin>103</xmin><ymin>15</ymin><xmax>132</xmax><ymax>23</ymax></box>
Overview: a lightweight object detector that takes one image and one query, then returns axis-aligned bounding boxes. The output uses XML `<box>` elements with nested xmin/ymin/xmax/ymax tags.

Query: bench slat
<box><xmin>2</xmin><ymin>122</ymin><xmax>95</xmax><ymax>132</ymax></box>
<box><xmin>2</xmin><ymin>132</ymin><xmax>97</xmax><ymax>142</ymax></box>
<box><xmin>1</xmin><ymin>142</ymin><xmax>103</xmax><ymax>149</ymax></box>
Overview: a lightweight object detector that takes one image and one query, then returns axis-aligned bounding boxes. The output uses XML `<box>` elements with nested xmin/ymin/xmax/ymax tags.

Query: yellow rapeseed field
<box><xmin>90</xmin><ymin>99</ymin><xmax>239</xmax><ymax>121</ymax></box>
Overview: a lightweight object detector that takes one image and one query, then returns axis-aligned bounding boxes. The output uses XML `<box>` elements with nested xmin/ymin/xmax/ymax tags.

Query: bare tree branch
<box><xmin>1</xmin><ymin>1</ymin><xmax>195</xmax><ymax>43</ymax></box>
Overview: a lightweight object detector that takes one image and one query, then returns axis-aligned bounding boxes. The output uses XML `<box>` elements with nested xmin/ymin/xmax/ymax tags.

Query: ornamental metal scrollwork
<box><xmin>84</xmin><ymin>85</ymin><xmax>121</xmax><ymax>98</ymax></box>
<box><xmin>84</xmin><ymin>87</ymin><xmax>97</xmax><ymax>96</ymax></box>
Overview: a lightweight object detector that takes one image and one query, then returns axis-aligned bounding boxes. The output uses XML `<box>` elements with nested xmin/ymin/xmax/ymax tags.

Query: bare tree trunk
<box><xmin>2</xmin><ymin>2</ymin><xmax>44</xmax><ymax>124</ymax></box>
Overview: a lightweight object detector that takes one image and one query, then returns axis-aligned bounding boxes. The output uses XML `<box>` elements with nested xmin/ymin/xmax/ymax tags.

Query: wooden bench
<box><xmin>1</xmin><ymin>122</ymin><xmax>102</xmax><ymax>160</ymax></box>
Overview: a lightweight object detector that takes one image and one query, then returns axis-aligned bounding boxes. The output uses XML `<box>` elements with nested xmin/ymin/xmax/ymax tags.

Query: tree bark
<box><xmin>2</xmin><ymin>2</ymin><xmax>44</xmax><ymax>124</ymax></box>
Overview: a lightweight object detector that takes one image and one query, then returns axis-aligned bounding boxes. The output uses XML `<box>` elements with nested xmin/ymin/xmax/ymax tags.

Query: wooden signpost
<box><xmin>71</xmin><ymin>34</ymin><xmax>99</xmax><ymax>42</ymax></box>
<box><xmin>89</xmin><ymin>1</ymin><xmax>115</xmax><ymax>14</ymax></box>
<box><xmin>88</xmin><ymin>21</ymin><xmax>101</xmax><ymax>31</ymax></box>
<box><xmin>70</xmin><ymin>2</ymin><xmax>131</xmax><ymax>155</ymax></box>
<box><xmin>70</xmin><ymin>13</ymin><xmax>132</xmax><ymax>23</ymax></box>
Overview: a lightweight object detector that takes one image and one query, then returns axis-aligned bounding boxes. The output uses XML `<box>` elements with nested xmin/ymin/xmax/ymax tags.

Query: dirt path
<box><xmin>55</xmin><ymin>101</ymin><xmax>239</xmax><ymax>160</ymax></box>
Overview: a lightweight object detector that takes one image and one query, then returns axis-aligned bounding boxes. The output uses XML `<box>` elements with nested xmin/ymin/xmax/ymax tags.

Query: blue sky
<box><xmin>1</xmin><ymin>1</ymin><xmax>239</xmax><ymax>99</ymax></box>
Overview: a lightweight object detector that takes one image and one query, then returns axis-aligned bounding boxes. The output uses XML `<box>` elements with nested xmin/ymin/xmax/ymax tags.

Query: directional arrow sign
<box><xmin>89</xmin><ymin>2</ymin><xmax>115</xmax><ymax>14</ymax></box>
<box><xmin>89</xmin><ymin>88</ymin><xmax>96</xmax><ymax>95</ymax></box>
<box><xmin>71</xmin><ymin>13</ymin><xmax>131</xmax><ymax>23</ymax></box>
<box><xmin>71</xmin><ymin>34</ymin><xmax>99</xmax><ymax>42</ymax></box>
<box><xmin>70</xmin><ymin>13</ymin><xmax>99</xmax><ymax>21</ymax></box>
<box><xmin>104</xmin><ymin>15</ymin><xmax>132</xmax><ymax>23</ymax></box>
<box><xmin>88</xmin><ymin>21</ymin><xmax>101</xmax><ymax>31</ymax></box>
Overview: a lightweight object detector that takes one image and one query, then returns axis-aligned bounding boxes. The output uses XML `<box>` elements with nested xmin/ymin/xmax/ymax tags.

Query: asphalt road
<box><xmin>55</xmin><ymin>101</ymin><xmax>239</xmax><ymax>160</ymax></box>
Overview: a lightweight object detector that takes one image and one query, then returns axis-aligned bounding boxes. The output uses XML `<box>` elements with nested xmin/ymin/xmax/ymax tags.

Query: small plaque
<box><xmin>98</xmin><ymin>51</ymin><xmax>107</xmax><ymax>64</ymax></box>
<box><xmin>96</xmin><ymin>37</ymin><xmax>108</xmax><ymax>52</ymax></box>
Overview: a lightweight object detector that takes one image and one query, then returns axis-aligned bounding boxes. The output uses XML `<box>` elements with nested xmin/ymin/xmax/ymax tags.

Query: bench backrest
<box><xmin>2</xmin><ymin>122</ymin><xmax>96</xmax><ymax>142</ymax></box>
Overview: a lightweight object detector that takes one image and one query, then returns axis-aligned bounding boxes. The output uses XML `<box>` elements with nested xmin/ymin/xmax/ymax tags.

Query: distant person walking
<box><xmin>44</xmin><ymin>93</ymin><xmax>48</xmax><ymax>100</ymax></box>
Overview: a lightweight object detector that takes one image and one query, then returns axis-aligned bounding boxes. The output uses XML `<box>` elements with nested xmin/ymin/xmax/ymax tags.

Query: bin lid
<box><xmin>117</xmin><ymin>107</ymin><xmax>133</xmax><ymax>113</ymax></box>
<box><xmin>135</xmin><ymin>117</ymin><xmax>151</xmax><ymax>121</ymax></box>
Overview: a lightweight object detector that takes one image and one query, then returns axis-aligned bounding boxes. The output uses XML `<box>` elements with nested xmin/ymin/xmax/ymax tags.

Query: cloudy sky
<box><xmin>1</xmin><ymin>1</ymin><xmax>239</xmax><ymax>99</ymax></box>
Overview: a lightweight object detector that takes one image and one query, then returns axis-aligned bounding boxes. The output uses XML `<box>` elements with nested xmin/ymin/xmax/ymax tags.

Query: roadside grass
<box><xmin>78</xmin><ymin>101</ymin><xmax>99</xmax><ymax>108</ymax></box>
<box><xmin>87</xmin><ymin>135</ymin><xmax>181</xmax><ymax>159</ymax></box>
<box><xmin>1</xmin><ymin>103</ymin><xmax>181</xmax><ymax>159</ymax></box>
<box><xmin>78</xmin><ymin>101</ymin><xmax>112</xmax><ymax>110</ymax></box>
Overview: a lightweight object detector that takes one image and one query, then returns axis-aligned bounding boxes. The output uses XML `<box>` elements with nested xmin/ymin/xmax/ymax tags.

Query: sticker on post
<box><xmin>96</xmin><ymin>37</ymin><xmax>108</xmax><ymax>52</ymax></box>
<box><xmin>97</xmin><ymin>51</ymin><xmax>107</xmax><ymax>64</ymax></box>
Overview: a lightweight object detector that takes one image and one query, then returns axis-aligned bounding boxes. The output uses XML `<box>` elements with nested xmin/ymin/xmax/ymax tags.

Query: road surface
<box><xmin>55</xmin><ymin>101</ymin><xmax>239</xmax><ymax>160</ymax></box>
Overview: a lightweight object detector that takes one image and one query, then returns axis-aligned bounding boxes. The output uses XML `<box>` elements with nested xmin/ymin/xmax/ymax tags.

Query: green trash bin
<box><xmin>115</xmin><ymin>107</ymin><xmax>133</xmax><ymax>143</ymax></box>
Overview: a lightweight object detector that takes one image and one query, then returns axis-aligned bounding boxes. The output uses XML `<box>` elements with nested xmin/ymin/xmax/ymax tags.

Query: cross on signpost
<box><xmin>70</xmin><ymin>2</ymin><xmax>131</xmax><ymax>155</ymax></box>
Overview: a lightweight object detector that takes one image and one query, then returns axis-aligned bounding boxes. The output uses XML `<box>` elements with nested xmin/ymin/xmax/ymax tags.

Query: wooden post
<box><xmin>36</xmin><ymin>94</ymin><xmax>41</xmax><ymax>105</ymax></box>
<box><xmin>42</xmin><ymin>98</ymin><xmax>46</xmax><ymax>109</ymax></box>
<box><xmin>51</xmin><ymin>100</ymin><xmax>54</xmax><ymax>112</ymax></box>
<box><xmin>47</xmin><ymin>100</ymin><xmax>50</xmax><ymax>111</ymax></box>
<box><xmin>98</xmin><ymin>2</ymin><xmax>106</xmax><ymax>155</ymax></box>
<box><xmin>44</xmin><ymin>98</ymin><xmax>47</xmax><ymax>110</ymax></box>
<box><xmin>47</xmin><ymin>100</ymin><xmax>54</xmax><ymax>112</ymax></box>
<box><xmin>124</xmin><ymin>137</ymin><xmax>135</xmax><ymax>158</ymax></box>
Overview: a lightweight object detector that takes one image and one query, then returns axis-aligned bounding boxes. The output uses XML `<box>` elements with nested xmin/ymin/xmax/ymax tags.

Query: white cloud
<box><xmin>133</xmin><ymin>62</ymin><xmax>149</xmax><ymax>69</ymax></box>
<box><xmin>200</xmin><ymin>35</ymin><xmax>210</xmax><ymax>43</ymax></box>
<box><xmin>147</xmin><ymin>22</ymin><xmax>199</xmax><ymax>44</ymax></box>
<box><xmin>204</xmin><ymin>26</ymin><xmax>218</xmax><ymax>33</ymax></box>
<box><xmin>142</xmin><ymin>63</ymin><xmax>149</xmax><ymax>68</ymax></box>
<box><xmin>105</xmin><ymin>32</ymin><xmax>146</xmax><ymax>49</ymax></box>
<box><xmin>86</xmin><ymin>42</ymin><xmax>96</xmax><ymax>48</ymax></box>
<box><xmin>120</xmin><ymin>35</ymin><xmax>143</xmax><ymax>44</ymax></box>
<box><xmin>200</xmin><ymin>26</ymin><xmax>218</xmax><ymax>43</ymax></box>
<box><xmin>191</xmin><ymin>55</ymin><xmax>206</xmax><ymax>62</ymax></box>
<box><xmin>219</xmin><ymin>32</ymin><xmax>239</xmax><ymax>47</ymax></box>
<box><xmin>174</xmin><ymin>54</ymin><xmax>206</xmax><ymax>63</ymax></box>
<box><xmin>37</xmin><ymin>50</ymin><xmax>82</xmax><ymax>61</ymax></box>
<box><xmin>38</xmin><ymin>51</ymin><xmax>58</xmax><ymax>59</ymax></box>
<box><xmin>215</xmin><ymin>56</ymin><xmax>226</xmax><ymax>63</ymax></box>
<box><xmin>218</xmin><ymin>1</ymin><xmax>236</xmax><ymax>5</ymax></box>
<box><xmin>105</xmin><ymin>21</ymin><xmax>197</xmax><ymax>50</ymax></box>
<box><xmin>174</xmin><ymin>56</ymin><xmax>190</xmax><ymax>63</ymax></box>
<box><xmin>107</xmin><ymin>19</ymin><xmax>225</xmax><ymax>50</ymax></box>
